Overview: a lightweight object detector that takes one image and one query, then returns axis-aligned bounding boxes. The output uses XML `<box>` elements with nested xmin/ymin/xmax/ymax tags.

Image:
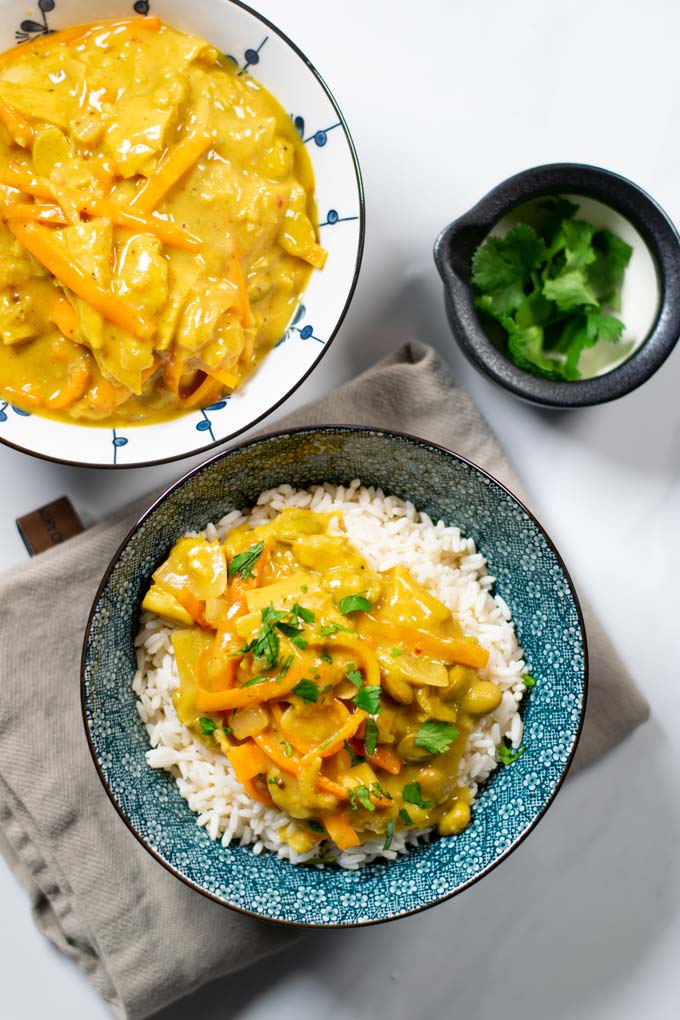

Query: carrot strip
<box><xmin>0</xmin><ymin>384</ymin><xmax>42</xmax><ymax>407</ymax></box>
<box><xmin>206</xmin><ymin>364</ymin><xmax>239</xmax><ymax>389</ymax></box>
<box><xmin>227</xmin><ymin>249</ymin><xmax>254</xmax><ymax>328</ymax></box>
<box><xmin>1</xmin><ymin>163</ymin><xmax>202</xmax><ymax>252</ymax></box>
<box><xmin>175</xmin><ymin>587</ymin><xmax>214</xmax><ymax>630</ymax></box>
<box><xmin>44</xmin><ymin>363</ymin><xmax>91</xmax><ymax>410</ymax></box>
<box><xmin>227</xmin><ymin>741</ymin><xmax>270</xmax><ymax>783</ymax></box>
<box><xmin>363</xmin><ymin>620</ymin><xmax>489</xmax><ymax>670</ymax></box>
<box><xmin>0</xmin><ymin>96</ymin><xmax>33</xmax><ymax>148</ymax></box>
<box><xmin>131</xmin><ymin>128</ymin><xmax>213</xmax><ymax>212</ymax></box>
<box><xmin>315</xmin><ymin>633</ymin><xmax>382</xmax><ymax>687</ymax></box>
<box><xmin>179</xmin><ymin>373</ymin><xmax>222</xmax><ymax>411</ymax></box>
<box><xmin>361</xmin><ymin>743</ymin><xmax>402</xmax><ymax>776</ymax></box>
<box><xmin>323</xmin><ymin>811</ymin><xmax>360</xmax><ymax>851</ymax></box>
<box><xmin>241</xmin><ymin>776</ymin><xmax>273</xmax><ymax>805</ymax></box>
<box><xmin>298</xmin><ymin>708</ymin><xmax>367</xmax><ymax>767</ymax></box>
<box><xmin>3</xmin><ymin>202</ymin><xmax>67</xmax><ymax>226</ymax></box>
<box><xmin>49</xmin><ymin>294</ymin><xmax>79</xmax><ymax>343</ymax></box>
<box><xmin>195</xmin><ymin>667</ymin><xmax>303</xmax><ymax>712</ymax></box>
<box><xmin>299</xmin><ymin>243</ymin><xmax>328</xmax><ymax>270</ymax></box>
<box><xmin>7</xmin><ymin>220</ymin><xmax>156</xmax><ymax>340</ymax></box>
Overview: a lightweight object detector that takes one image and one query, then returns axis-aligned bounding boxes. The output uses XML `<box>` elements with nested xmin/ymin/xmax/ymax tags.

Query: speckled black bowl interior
<box><xmin>434</xmin><ymin>163</ymin><xmax>680</xmax><ymax>407</ymax></box>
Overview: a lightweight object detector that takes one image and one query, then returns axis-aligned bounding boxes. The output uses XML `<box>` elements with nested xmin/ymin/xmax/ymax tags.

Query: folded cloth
<box><xmin>0</xmin><ymin>340</ymin><xmax>649</xmax><ymax>1019</ymax></box>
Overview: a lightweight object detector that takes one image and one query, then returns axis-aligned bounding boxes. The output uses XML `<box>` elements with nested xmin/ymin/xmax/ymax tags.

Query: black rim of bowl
<box><xmin>81</xmin><ymin>424</ymin><xmax>589</xmax><ymax>928</ymax></box>
<box><xmin>434</xmin><ymin>162</ymin><xmax>680</xmax><ymax>407</ymax></box>
<box><xmin>0</xmin><ymin>0</ymin><xmax>366</xmax><ymax>469</ymax></box>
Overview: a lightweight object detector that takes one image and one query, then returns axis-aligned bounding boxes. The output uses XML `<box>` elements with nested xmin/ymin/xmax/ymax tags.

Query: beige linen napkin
<box><xmin>0</xmin><ymin>341</ymin><xmax>648</xmax><ymax>1019</ymax></box>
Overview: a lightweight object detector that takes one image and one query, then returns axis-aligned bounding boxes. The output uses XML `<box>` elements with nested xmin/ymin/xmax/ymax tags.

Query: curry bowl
<box><xmin>0</xmin><ymin>0</ymin><xmax>363</xmax><ymax>466</ymax></box>
<box><xmin>82</xmin><ymin>427</ymin><xmax>587</xmax><ymax>926</ymax></box>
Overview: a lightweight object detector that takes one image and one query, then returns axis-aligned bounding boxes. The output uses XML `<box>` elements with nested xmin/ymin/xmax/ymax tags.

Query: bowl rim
<box><xmin>81</xmin><ymin>423</ymin><xmax>589</xmax><ymax>928</ymax></box>
<box><xmin>0</xmin><ymin>0</ymin><xmax>366</xmax><ymax>468</ymax></box>
<box><xmin>434</xmin><ymin>161</ymin><xmax>680</xmax><ymax>408</ymax></box>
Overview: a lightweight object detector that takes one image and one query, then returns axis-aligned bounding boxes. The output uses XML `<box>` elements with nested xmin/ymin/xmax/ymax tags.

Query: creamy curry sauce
<box><xmin>143</xmin><ymin>509</ymin><xmax>504</xmax><ymax>854</ymax></box>
<box><xmin>0</xmin><ymin>17</ymin><xmax>324</xmax><ymax>423</ymax></box>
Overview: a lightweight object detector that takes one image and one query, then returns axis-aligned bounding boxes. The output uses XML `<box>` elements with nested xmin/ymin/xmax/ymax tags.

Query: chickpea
<box><xmin>438</xmin><ymin>799</ymin><xmax>471</xmax><ymax>836</ymax></box>
<box><xmin>396</xmin><ymin>732</ymin><xmax>434</xmax><ymax>763</ymax></box>
<box><xmin>382</xmin><ymin>672</ymin><xmax>414</xmax><ymax>705</ymax></box>
<box><xmin>417</xmin><ymin>767</ymin><xmax>447</xmax><ymax>800</ymax></box>
<box><xmin>460</xmin><ymin>680</ymin><xmax>502</xmax><ymax>715</ymax></box>
<box><xmin>442</xmin><ymin>665</ymin><xmax>477</xmax><ymax>701</ymax></box>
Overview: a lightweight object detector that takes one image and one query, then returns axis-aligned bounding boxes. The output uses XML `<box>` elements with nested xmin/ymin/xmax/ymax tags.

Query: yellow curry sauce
<box><xmin>142</xmin><ymin>509</ymin><xmax>504</xmax><ymax>854</ymax></box>
<box><xmin>0</xmin><ymin>17</ymin><xmax>325</xmax><ymax>423</ymax></box>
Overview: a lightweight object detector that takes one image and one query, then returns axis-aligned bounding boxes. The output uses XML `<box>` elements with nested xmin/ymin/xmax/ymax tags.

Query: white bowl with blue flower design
<box><xmin>0</xmin><ymin>0</ymin><xmax>364</xmax><ymax>466</ymax></box>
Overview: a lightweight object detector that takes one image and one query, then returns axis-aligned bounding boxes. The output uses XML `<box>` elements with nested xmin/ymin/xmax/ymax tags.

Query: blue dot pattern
<box><xmin>83</xmin><ymin>429</ymin><xmax>586</xmax><ymax>926</ymax></box>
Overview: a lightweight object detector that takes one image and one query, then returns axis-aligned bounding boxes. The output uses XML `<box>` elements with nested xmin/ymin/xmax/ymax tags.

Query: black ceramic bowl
<box><xmin>434</xmin><ymin>163</ymin><xmax>680</xmax><ymax>408</ymax></box>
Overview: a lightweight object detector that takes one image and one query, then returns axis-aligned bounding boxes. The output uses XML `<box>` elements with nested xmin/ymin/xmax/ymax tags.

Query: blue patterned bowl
<box><xmin>82</xmin><ymin>427</ymin><xmax>587</xmax><ymax>926</ymax></box>
<box><xmin>0</xmin><ymin>0</ymin><xmax>363</xmax><ymax>466</ymax></box>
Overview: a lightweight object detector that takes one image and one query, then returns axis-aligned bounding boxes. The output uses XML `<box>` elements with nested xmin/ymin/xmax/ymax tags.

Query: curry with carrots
<box><xmin>143</xmin><ymin>509</ymin><xmax>503</xmax><ymax>854</ymax></box>
<box><xmin>0</xmin><ymin>17</ymin><xmax>325</xmax><ymax>422</ymax></box>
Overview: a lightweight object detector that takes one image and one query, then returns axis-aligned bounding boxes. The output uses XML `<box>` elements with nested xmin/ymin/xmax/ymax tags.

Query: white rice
<box><xmin>133</xmin><ymin>481</ymin><xmax>527</xmax><ymax>869</ymax></box>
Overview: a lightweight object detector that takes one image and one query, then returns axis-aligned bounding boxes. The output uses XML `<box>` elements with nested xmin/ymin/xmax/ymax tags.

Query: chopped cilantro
<box><xmin>198</xmin><ymin>717</ymin><xmax>217</xmax><ymax>735</ymax></box>
<box><xmin>228</xmin><ymin>541</ymin><xmax>264</xmax><ymax>580</ymax></box>
<box><xmin>223</xmin><ymin>726</ymin><xmax>232</xmax><ymax>735</ymax></box>
<box><xmin>276</xmin><ymin>621</ymin><xmax>303</xmax><ymax>638</ymax></box>
<box><xmin>292</xmin><ymin>679</ymin><xmax>319</xmax><ymax>703</ymax></box>
<box><xmin>278</xmin><ymin>654</ymin><xmax>294</xmax><ymax>680</ymax></box>
<box><xmin>251</xmin><ymin>624</ymin><xmax>279</xmax><ymax>668</ymax></box>
<box><xmin>498</xmin><ymin>742</ymin><xmax>526</xmax><ymax>766</ymax></box>
<box><xmin>390</xmin><ymin>647</ymin><xmax>402</xmax><ymax>657</ymax></box>
<box><xmin>348</xmin><ymin>785</ymin><xmax>375</xmax><ymax>812</ymax></box>
<box><xmin>398</xmin><ymin>808</ymin><xmax>414</xmax><ymax>826</ymax></box>
<box><xmin>292</xmin><ymin>602</ymin><xmax>315</xmax><ymax>624</ymax></box>
<box><xmin>371</xmin><ymin>781</ymin><xmax>392</xmax><ymax>801</ymax></box>
<box><xmin>241</xmin><ymin>675</ymin><xmax>272</xmax><ymax>688</ymax></box>
<box><xmin>320</xmin><ymin>683</ymin><xmax>334</xmax><ymax>694</ymax></box>
<box><xmin>320</xmin><ymin>649</ymin><xmax>333</xmax><ymax>664</ymax></box>
<box><xmin>308</xmin><ymin>819</ymin><xmax>325</xmax><ymax>833</ymax></box>
<box><xmin>522</xmin><ymin>673</ymin><xmax>536</xmax><ymax>687</ymax></box>
<box><xmin>320</xmin><ymin>622</ymin><xmax>353</xmax><ymax>636</ymax></box>
<box><xmin>292</xmin><ymin>634</ymin><xmax>308</xmax><ymax>650</ymax></box>
<box><xmin>344</xmin><ymin>741</ymin><xmax>366</xmax><ymax>767</ymax></box>
<box><xmin>414</xmin><ymin>720</ymin><xmax>459</xmax><ymax>755</ymax></box>
<box><xmin>267</xmin><ymin>777</ymin><xmax>280</xmax><ymax>786</ymax></box>
<box><xmin>301</xmin><ymin>855</ymin><xmax>337</xmax><ymax>867</ymax></box>
<box><xmin>383</xmin><ymin>818</ymin><xmax>395</xmax><ymax>851</ymax></box>
<box><xmin>402</xmin><ymin>782</ymin><xmax>432</xmax><ymax>810</ymax></box>
<box><xmin>261</xmin><ymin>603</ymin><xmax>286</xmax><ymax>625</ymax></box>
<box><xmin>365</xmin><ymin>718</ymin><xmax>379</xmax><ymax>756</ymax></box>
<box><xmin>345</xmin><ymin>665</ymin><xmax>363</xmax><ymax>688</ymax></box>
<box><xmin>281</xmin><ymin>741</ymin><xmax>293</xmax><ymax>758</ymax></box>
<box><xmin>352</xmin><ymin>684</ymin><xmax>381</xmax><ymax>715</ymax></box>
<box><xmin>300</xmin><ymin>584</ymin><xmax>308</xmax><ymax>593</ymax></box>
<box><xmin>339</xmin><ymin>593</ymin><xmax>372</xmax><ymax>615</ymax></box>
<box><xmin>471</xmin><ymin>199</ymin><xmax>632</xmax><ymax>381</ymax></box>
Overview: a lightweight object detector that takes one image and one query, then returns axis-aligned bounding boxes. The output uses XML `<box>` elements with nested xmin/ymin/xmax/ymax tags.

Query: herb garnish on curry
<box><xmin>0</xmin><ymin>17</ymin><xmax>325</xmax><ymax>422</ymax></box>
<box><xmin>143</xmin><ymin>508</ymin><xmax>506</xmax><ymax>853</ymax></box>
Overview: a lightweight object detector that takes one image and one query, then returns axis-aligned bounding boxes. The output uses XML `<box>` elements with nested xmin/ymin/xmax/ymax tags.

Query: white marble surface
<box><xmin>2</xmin><ymin>0</ymin><xmax>680</xmax><ymax>1016</ymax></box>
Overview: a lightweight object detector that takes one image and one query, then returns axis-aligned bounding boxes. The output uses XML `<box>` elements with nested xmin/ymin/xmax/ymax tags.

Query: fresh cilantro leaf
<box><xmin>353</xmin><ymin>685</ymin><xmax>381</xmax><ymax>715</ymax></box>
<box><xmin>267</xmin><ymin>777</ymin><xmax>280</xmax><ymax>786</ymax></box>
<box><xmin>261</xmin><ymin>603</ymin><xmax>286</xmax><ymax>625</ymax></box>
<box><xmin>321</xmin><ymin>683</ymin><xmax>334</xmax><ymax>694</ymax></box>
<box><xmin>292</xmin><ymin>634</ymin><xmax>308</xmax><ymax>649</ymax></box>
<box><xmin>365</xmin><ymin>718</ymin><xmax>379</xmax><ymax>756</ymax></box>
<box><xmin>588</xmin><ymin>229</ymin><xmax>632</xmax><ymax>306</ymax></box>
<box><xmin>414</xmin><ymin>720</ymin><xmax>459</xmax><ymax>755</ymax></box>
<box><xmin>498</xmin><ymin>742</ymin><xmax>526</xmax><ymax>766</ymax></box>
<box><xmin>251</xmin><ymin>626</ymin><xmax>279</xmax><ymax>667</ymax></box>
<box><xmin>308</xmin><ymin>819</ymin><xmax>325</xmax><ymax>833</ymax></box>
<box><xmin>371</xmin><ymin>781</ymin><xmax>392</xmax><ymax>801</ymax></box>
<box><xmin>586</xmin><ymin>312</ymin><xmax>624</xmax><ymax>345</ymax></box>
<box><xmin>345</xmin><ymin>666</ymin><xmax>363</xmax><ymax>688</ymax></box>
<box><xmin>561</xmin><ymin>219</ymin><xmax>596</xmax><ymax>270</ymax></box>
<box><xmin>383</xmin><ymin>818</ymin><xmax>395</xmax><ymax>851</ymax></box>
<box><xmin>320</xmin><ymin>649</ymin><xmax>333</xmax><ymax>664</ymax></box>
<box><xmin>292</xmin><ymin>602</ymin><xmax>315</xmax><ymax>623</ymax></box>
<box><xmin>543</xmin><ymin>269</ymin><xmax>597</xmax><ymax>311</ymax></box>
<box><xmin>471</xmin><ymin>224</ymin><xmax>546</xmax><ymax>314</ymax></box>
<box><xmin>281</xmin><ymin>741</ymin><xmax>293</xmax><ymax>758</ymax></box>
<box><xmin>398</xmin><ymin>808</ymin><xmax>414</xmax><ymax>826</ymax></box>
<box><xmin>402</xmin><ymin>782</ymin><xmax>432</xmax><ymax>810</ymax></box>
<box><xmin>538</xmin><ymin>195</ymin><xmax>579</xmax><ymax>245</ymax></box>
<box><xmin>522</xmin><ymin>673</ymin><xmax>536</xmax><ymax>688</ymax></box>
<box><xmin>348</xmin><ymin>785</ymin><xmax>375</xmax><ymax>812</ymax></box>
<box><xmin>320</xmin><ymin>622</ymin><xmax>353</xmax><ymax>636</ymax></box>
<box><xmin>300</xmin><ymin>584</ymin><xmax>308</xmax><ymax>593</ymax></box>
<box><xmin>199</xmin><ymin>717</ymin><xmax>217</xmax><ymax>735</ymax></box>
<box><xmin>339</xmin><ymin>593</ymin><xmax>372</xmax><ymax>615</ymax></box>
<box><xmin>292</xmin><ymin>679</ymin><xmax>318</xmax><ymax>703</ymax></box>
<box><xmin>223</xmin><ymin>726</ymin><xmax>232</xmax><ymax>735</ymax></box>
<box><xmin>344</xmin><ymin>741</ymin><xmax>366</xmax><ymax>767</ymax></box>
<box><xmin>390</xmin><ymin>647</ymin><xmax>402</xmax><ymax>657</ymax></box>
<box><xmin>228</xmin><ymin>541</ymin><xmax>264</xmax><ymax>580</ymax></box>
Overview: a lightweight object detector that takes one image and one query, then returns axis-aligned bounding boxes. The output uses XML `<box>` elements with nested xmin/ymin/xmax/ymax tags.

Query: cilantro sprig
<box><xmin>414</xmin><ymin>720</ymin><xmax>459</xmax><ymax>755</ymax></box>
<box><xmin>471</xmin><ymin>198</ymin><xmax>632</xmax><ymax>381</ymax></box>
<box><xmin>228</xmin><ymin>541</ymin><xmax>264</xmax><ymax>580</ymax></box>
<box><xmin>498</xmin><ymin>742</ymin><xmax>526</xmax><ymax>766</ymax></box>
